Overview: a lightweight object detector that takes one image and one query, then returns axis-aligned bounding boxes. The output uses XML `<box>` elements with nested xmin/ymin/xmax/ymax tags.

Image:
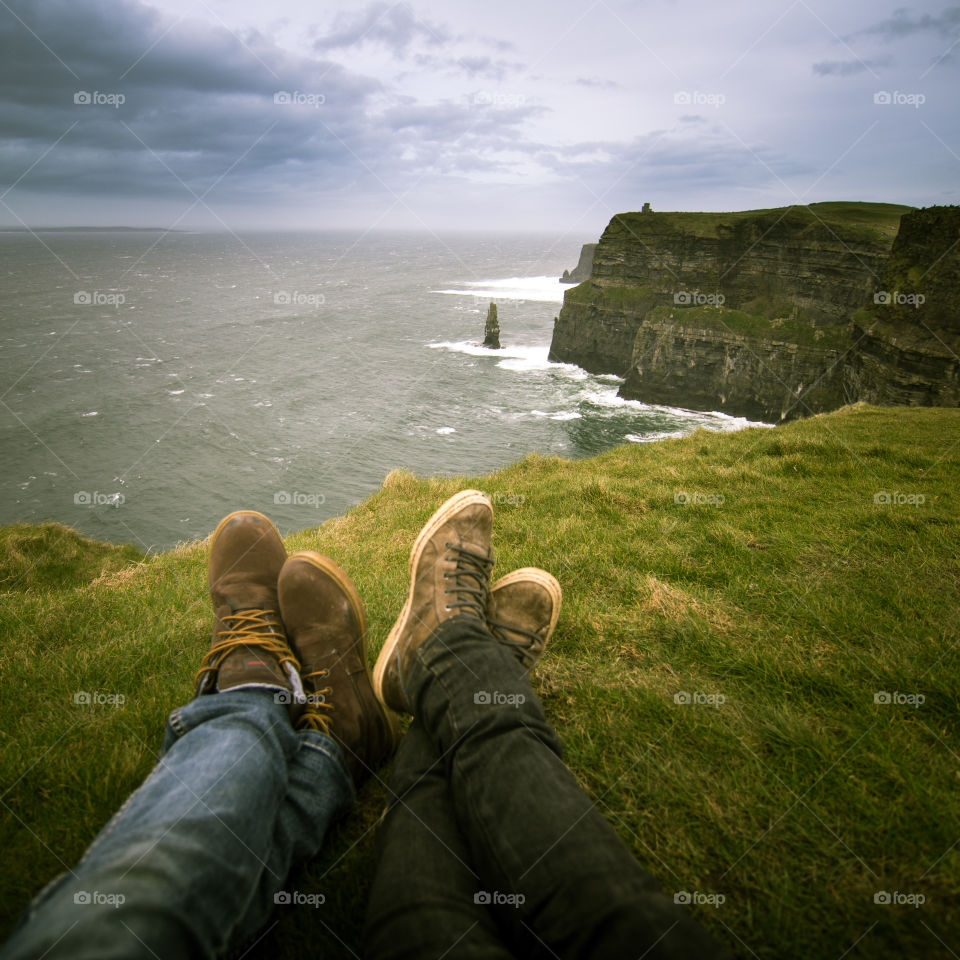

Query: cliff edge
<box><xmin>548</xmin><ymin>202</ymin><xmax>958</xmax><ymax>421</ymax></box>
<box><xmin>560</xmin><ymin>243</ymin><xmax>597</xmax><ymax>284</ymax></box>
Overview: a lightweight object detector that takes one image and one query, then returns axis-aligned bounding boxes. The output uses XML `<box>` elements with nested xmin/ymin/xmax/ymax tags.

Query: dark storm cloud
<box><xmin>0</xmin><ymin>0</ymin><xmax>539</xmax><ymax>206</ymax></box>
<box><xmin>812</xmin><ymin>57</ymin><xmax>893</xmax><ymax>76</ymax></box>
<box><xmin>853</xmin><ymin>6</ymin><xmax>960</xmax><ymax>40</ymax></box>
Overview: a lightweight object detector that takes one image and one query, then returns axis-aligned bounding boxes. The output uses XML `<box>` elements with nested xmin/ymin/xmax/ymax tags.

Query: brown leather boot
<box><xmin>487</xmin><ymin>567</ymin><xmax>562</xmax><ymax>670</ymax></box>
<box><xmin>196</xmin><ymin>511</ymin><xmax>305</xmax><ymax>703</ymax></box>
<box><xmin>278</xmin><ymin>551</ymin><xmax>398</xmax><ymax>786</ymax></box>
<box><xmin>372</xmin><ymin>489</ymin><xmax>493</xmax><ymax>715</ymax></box>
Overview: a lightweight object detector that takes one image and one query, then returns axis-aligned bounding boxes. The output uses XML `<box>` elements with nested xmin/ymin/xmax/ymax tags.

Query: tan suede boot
<box><xmin>487</xmin><ymin>567</ymin><xmax>562</xmax><ymax>670</ymax></box>
<box><xmin>195</xmin><ymin>511</ymin><xmax>305</xmax><ymax>703</ymax></box>
<box><xmin>278</xmin><ymin>551</ymin><xmax>398</xmax><ymax>786</ymax></box>
<box><xmin>372</xmin><ymin>489</ymin><xmax>493</xmax><ymax>714</ymax></box>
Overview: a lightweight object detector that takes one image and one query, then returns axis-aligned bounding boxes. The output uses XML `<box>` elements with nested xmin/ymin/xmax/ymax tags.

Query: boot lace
<box><xmin>486</xmin><ymin>617</ymin><xmax>540</xmax><ymax>666</ymax></box>
<box><xmin>298</xmin><ymin>668</ymin><xmax>335</xmax><ymax>735</ymax></box>
<box><xmin>443</xmin><ymin>543</ymin><xmax>493</xmax><ymax>618</ymax></box>
<box><xmin>195</xmin><ymin>609</ymin><xmax>300</xmax><ymax>688</ymax></box>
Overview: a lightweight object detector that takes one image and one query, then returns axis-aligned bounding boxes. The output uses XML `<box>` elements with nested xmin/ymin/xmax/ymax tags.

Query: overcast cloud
<box><xmin>0</xmin><ymin>0</ymin><xmax>957</xmax><ymax>233</ymax></box>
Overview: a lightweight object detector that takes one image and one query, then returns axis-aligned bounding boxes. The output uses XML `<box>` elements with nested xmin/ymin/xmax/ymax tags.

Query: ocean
<box><xmin>0</xmin><ymin>230</ymin><xmax>764</xmax><ymax>550</ymax></box>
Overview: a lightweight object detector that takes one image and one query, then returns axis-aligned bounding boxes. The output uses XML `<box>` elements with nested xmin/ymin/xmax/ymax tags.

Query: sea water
<box><xmin>0</xmin><ymin>230</ymin><xmax>765</xmax><ymax>550</ymax></box>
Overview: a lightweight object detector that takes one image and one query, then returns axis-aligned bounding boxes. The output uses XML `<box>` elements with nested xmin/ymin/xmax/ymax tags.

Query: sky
<box><xmin>0</xmin><ymin>0</ymin><xmax>957</xmax><ymax>234</ymax></box>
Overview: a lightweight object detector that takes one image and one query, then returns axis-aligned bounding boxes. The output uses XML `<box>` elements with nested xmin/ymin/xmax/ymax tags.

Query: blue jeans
<box><xmin>0</xmin><ymin>689</ymin><xmax>353</xmax><ymax>960</ymax></box>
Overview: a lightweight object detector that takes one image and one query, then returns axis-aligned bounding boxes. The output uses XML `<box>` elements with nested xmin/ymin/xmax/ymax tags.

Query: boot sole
<box><xmin>372</xmin><ymin>489</ymin><xmax>491</xmax><ymax>713</ymax></box>
<box><xmin>208</xmin><ymin>510</ymin><xmax>284</xmax><ymax>590</ymax></box>
<box><xmin>287</xmin><ymin>551</ymin><xmax>400</xmax><ymax>747</ymax></box>
<box><xmin>490</xmin><ymin>567</ymin><xmax>563</xmax><ymax>642</ymax></box>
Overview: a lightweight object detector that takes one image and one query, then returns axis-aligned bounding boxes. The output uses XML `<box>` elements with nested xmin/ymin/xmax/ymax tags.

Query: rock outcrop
<box><xmin>845</xmin><ymin>206</ymin><xmax>960</xmax><ymax>407</ymax></box>
<box><xmin>560</xmin><ymin>243</ymin><xmax>597</xmax><ymax>284</ymax></box>
<box><xmin>548</xmin><ymin>202</ymin><xmax>960</xmax><ymax>421</ymax></box>
<box><xmin>483</xmin><ymin>301</ymin><xmax>501</xmax><ymax>349</ymax></box>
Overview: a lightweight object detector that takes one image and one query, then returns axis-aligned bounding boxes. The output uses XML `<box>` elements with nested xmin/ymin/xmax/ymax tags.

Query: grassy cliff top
<box><xmin>610</xmin><ymin>201</ymin><xmax>914</xmax><ymax>241</ymax></box>
<box><xmin>2</xmin><ymin>404</ymin><xmax>958</xmax><ymax>958</ymax></box>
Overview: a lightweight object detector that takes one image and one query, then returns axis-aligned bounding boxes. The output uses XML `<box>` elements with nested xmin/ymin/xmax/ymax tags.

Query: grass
<box><xmin>644</xmin><ymin>304</ymin><xmax>854</xmax><ymax>350</ymax></box>
<box><xmin>608</xmin><ymin>202</ymin><xmax>913</xmax><ymax>242</ymax></box>
<box><xmin>1</xmin><ymin>404</ymin><xmax>958</xmax><ymax>959</ymax></box>
<box><xmin>562</xmin><ymin>278</ymin><xmax>659</xmax><ymax>307</ymax></box>
<box><xmin>562</xmin><ymin>284</ymin><xmax>853</xmax><ymax>350</ymax></box>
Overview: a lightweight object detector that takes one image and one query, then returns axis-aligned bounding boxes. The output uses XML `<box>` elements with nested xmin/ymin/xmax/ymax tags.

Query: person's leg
<box><xmin>1</xmin><ymin>511</ymin><xmax>354</xmax><ymax>960</ymax></box>
<box><xmin>364</xmin><ymin>719</ymin><xmax>518</xmax><ymax>960</ymax></box>
<box><xmin>1</xmin><ymin>689</ymin><xmax>353</xmax><ymax>960</ymax></box>
<box><xmin>227</xmin><ymin>550</ymin><xmax>398</xmax><ymax>951</ymax></box>
<box><xmin>224</xmin><ymin>725</ymin><xmax>356</xmax><ymax>952</ymax></box>
<box><xmin>410</xmin><ymin>617</ymin><xmax>726</xmax><ymax>959</ymax></box>
<box><xmin>365</xmin><ymin>567</ymin><xmax>566</xmax><ymax>960</ymax></box>
<box><xmin>373</xmin><ymin>490</ymin><xmax>727</xmax><ymax>960</ymax></box>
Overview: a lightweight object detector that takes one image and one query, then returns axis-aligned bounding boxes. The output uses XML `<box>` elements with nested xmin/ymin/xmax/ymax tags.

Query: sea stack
<box><xmin>483</xmin><ymin>301</ymin><xmax>502</xmax><ymax>349</ymax></box>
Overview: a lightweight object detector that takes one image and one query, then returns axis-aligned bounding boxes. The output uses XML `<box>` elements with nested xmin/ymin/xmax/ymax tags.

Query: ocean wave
<box><xmin>428</xmin><ymin>340</ymin><xmax>585</xmax><ymax>376</ymax></box>
<box><xmin>432</xmin><ymin>275</ymin><xmax>566</xmax><ymax>303</ymax></box>
<box><xmin>625</xmin><ymin>431</ymin><xmax>681</xmax><ymax>443</ymax></box>
<box><xmin>531</xmin><ymin>409</ymin><xmax>583</xmax><ymax>421</ymax></box>
<box><xmin>579</xmin><ymin>389</ymin><xmax>772</xmax><ymax>428</ymax></box>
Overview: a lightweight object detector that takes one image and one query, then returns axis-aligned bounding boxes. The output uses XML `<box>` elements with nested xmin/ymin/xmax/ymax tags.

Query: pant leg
<box><xmin>364</xmin><ymin>719</ymin><xmax>517</xmax><ymax>960</ymax></box>
<box><xmin>404</xmin><ymin>616</ymin><xmax>728</xmax><ymax>960</ymax></box>
<box><xmin>228</xmin><ymin>729</ymin><xmax>354</xmax><ymax>951</ymax></box>
<box><xmin>1</xmin><ymin>690</ymin><xmax>352</xmax><ymax>960</ymax></box>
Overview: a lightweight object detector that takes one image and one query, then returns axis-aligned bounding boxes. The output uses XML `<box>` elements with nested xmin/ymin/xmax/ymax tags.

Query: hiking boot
<box><xmin>278</xmin><ymin>551</ymin><xmax>398</xmax><ymax>786</ymax></box>
<box><xmin>487</xmin><ymin>568</ymin><xmax>562</xmax><ymax>671</ymax></box>
<box><xmin>372</xmin><ymin>489</ymin><xmax>493</xmax><ymax>715</ymax></box>
<box><xmin>195</xmin><ymin>511</ymin><xmax>304</xmax><ymax>704</ymax></box>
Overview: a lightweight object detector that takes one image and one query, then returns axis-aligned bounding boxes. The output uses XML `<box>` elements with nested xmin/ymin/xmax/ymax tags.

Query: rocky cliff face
<box><xmin>560</xmin><ymin>243</ymin><xmax>597</xmax><ymax>284</ymax></box>
<box><xmin>548</xmin><ymin>203</ymin><xmax>959</xmax><ymax>421</ymax></box>
<box><xmin>550</xmin><ymin>205</ymin><xmax>896</xmax><ymax>376</ymax></box>
<box><xmin>624</xmin><ymin>316</ymin><xmax>848</xmax><ymax>422</ymax></box>
<box><xmin>845</xmin><ymin>206</ymin><xmax>960</xmax><ymax>407</ymax></box>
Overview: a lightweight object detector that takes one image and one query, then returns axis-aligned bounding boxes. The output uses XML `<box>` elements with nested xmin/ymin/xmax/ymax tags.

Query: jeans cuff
<box><xmin>298</xmin><ymin>731</ymin><xmax>356</xmax><ymax>801</ymax></box>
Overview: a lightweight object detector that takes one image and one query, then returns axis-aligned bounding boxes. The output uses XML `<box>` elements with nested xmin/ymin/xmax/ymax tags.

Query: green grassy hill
<box><xmin>1</xmin><ymin>404</ymin><xmax>958</xmax><ymax>958</ymax></box>
<box><xmin>611</xmin><ymin>201</ymin><xmax>914</xmax><ymax>241</ymax></box>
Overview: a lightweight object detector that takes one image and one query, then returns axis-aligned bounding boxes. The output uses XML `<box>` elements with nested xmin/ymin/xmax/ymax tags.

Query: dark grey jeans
<box><xmin>364</xmin><ymin>615</ymin><xmax>726</xmax><ymax>959</ymax></box>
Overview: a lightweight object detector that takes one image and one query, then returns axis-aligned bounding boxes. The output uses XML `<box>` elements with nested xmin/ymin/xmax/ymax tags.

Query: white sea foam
<box><xmin>579</xmin><ymin>389</ymin><xmax>772</xmax><ymax>429</ymax></box>
<box><xmin>530</xmin><ymin>409</ymin><xmax>582</xmax><ymax>421</ymax></box>
<box><xmin>432</xmin><ymin>276</ymin><xmax>566</xmax><ymax>303</ymax></box>
<box><xmin>436</xmin><ymin>426</ymin><xmax>456</xmax><ymax>434</ymax></box>
<box><xmin>625</xmin><ymin>431</ymin><xmax>681</xmax><ymax>443</ymax></box>
<box><xmin>429</xmin><ymin>340</ymin><xmax>584</xmax><ymax>377</ymax></box>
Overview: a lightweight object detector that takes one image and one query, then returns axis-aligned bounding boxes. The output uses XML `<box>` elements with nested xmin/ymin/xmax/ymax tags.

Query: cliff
<box><xmin>548</xmin><ymin>202</ymin><xmax>960</xmax><ymax>421</ymax></box>
<box><xmin>622</xmin><ymin>307</ymin><xmax>850</xmax><ymax>422</ymax></box>
<box><xmin>560</xmin><ymin>243</ymin><xmax>597</xmax><ymax>283</ymax></box>
<box><xmin>845</xmin><ymin>206</ymin><xmax>960</xmax><ymax>407</ymax></box>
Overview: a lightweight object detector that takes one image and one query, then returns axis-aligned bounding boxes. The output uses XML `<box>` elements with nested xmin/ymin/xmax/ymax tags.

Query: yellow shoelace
<box><xmin>195</xmin><ymin>609</ymin><xmax>300</xmax><ymax>687</ymax></box>
<box><xmin>297</xmin><ymin>667</ymin><xmax>335</xmax><ymax>735</ymax></box>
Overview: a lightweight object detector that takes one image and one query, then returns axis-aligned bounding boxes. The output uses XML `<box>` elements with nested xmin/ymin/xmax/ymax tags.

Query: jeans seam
<box><xmin>299</xmin><ymin>737</ymin><xmax>355</xmax><ymax>800</ymax></box>
<box><xmin>168</xmin><ymin>707</ymin><xmax>187</xmax><ymax>739</ymax></box>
